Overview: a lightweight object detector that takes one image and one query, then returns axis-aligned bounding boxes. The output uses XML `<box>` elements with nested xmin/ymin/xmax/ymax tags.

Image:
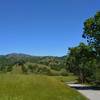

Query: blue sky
<box><xmin>0</xmin><ymin>0</ymin><xmax>100</xmax><ymax>56</ymax></box>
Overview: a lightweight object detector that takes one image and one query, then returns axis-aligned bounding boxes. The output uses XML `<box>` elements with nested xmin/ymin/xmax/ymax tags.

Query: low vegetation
<box><xmin>0</xmin><ymin>74</ymin><xmax>87</xmax><ymax>100</ymax></box>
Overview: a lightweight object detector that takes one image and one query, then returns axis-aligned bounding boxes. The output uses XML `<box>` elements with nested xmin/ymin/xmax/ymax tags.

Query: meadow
<box><xmin>0</xmin><ymin>74</ymin><xmax>87</xmax><ymax>100</ymax></box>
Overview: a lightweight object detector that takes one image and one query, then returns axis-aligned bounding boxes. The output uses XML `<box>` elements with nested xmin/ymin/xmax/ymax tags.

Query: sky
<box><xmin>0</xmin><ymin>0</ymin><xmax>100</xmax><ymax>56</ymax></box>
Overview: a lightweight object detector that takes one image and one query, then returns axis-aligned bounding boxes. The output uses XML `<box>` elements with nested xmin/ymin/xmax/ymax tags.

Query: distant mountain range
<box><xmin>1</xmin><ymin>53</ymin><xmax>66</xmax><ymax>59</ymax></box>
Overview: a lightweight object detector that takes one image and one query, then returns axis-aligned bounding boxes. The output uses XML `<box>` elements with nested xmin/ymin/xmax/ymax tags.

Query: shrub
<box><xmin>60</xmin><ymin>69</ymin><xmax>68</xmax><ymax>76</ymax></box>
<box><xmin>48</xmin><ymin>70</ymin><xmax>60</xmax><ymax>76</ymax></box>
<box><xmin>21</xmin><ymin>65</ymin><xmax>28</xmax><ymax>74</ymax></box>
<box><xmin>7</xmin><ymin>66</ymin><xmax>13</xmax><ymax>72</ymax></box>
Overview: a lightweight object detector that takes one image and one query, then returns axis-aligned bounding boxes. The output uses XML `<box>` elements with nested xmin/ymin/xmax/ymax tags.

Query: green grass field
<box><xmin>53</xmin><ymin>75</ymin><xmax>78</xmax><ymax>83</ymax></box>
<box><xmin>0</xmin><ymin>74</ymin><xmax>87</xmax><ymax>100</ymax></box>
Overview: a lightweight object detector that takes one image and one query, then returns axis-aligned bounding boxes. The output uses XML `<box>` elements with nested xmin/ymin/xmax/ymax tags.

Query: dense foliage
<box><xmin>67</xmin><ymin>43</ymin><xmax>96</xmax><ymax>83</ymax></box>
<box><xmin>83</xmin><ymin>11</ymin><xmax>100</xmax><ymax>57</ymax></box>
<box><xmin>83</xmin><ymin>11</ymin><xmax>100</xmax><ymax>84</ymax></box>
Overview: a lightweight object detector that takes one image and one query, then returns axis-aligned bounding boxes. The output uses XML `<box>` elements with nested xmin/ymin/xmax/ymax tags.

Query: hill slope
<box><xmin>0</xmin><ymin>53</ymin><xmax>67</xmax><ymax>75</ymax></box>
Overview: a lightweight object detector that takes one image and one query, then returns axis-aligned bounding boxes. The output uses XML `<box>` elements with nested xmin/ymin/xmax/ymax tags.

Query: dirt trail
<box><xmin>67</xmin><ymin>84</ymin><xmax>100</xmax><ymax>100</ymax></box>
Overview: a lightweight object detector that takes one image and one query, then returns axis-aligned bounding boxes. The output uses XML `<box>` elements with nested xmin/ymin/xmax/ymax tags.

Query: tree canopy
<box><xmin>67</xmin><ymin>43</ymin><xmax>96</xmax><ymax>83</ymax></box>
<box><xmin>83</xmin><ymin>11</ymin><xmax>100</xmax><ymax>84</ymax></box>
<box><xmin>83</xmin><ymin>11</ymin><xmax>100</xmax><ymax>57</ymax></box>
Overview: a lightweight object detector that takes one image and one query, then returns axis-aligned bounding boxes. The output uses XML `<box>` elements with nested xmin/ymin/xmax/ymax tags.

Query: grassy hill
<box><xmin>0</xmin><ymin>74</ymin><xmax>87</xmax><ymax>100</ymax></box>
<box><xmin>0</xmin><ymin>53</ymin><xmax>67</xmax><ymax>76</ymax></box>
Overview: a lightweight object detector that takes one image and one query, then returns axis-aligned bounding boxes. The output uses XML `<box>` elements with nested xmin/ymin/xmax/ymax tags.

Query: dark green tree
<box><xmin>67</xmin><ymin>43</ymin><xmax>96</xmax><ymax>83</ymax></box>
<box><xmin>83</xmin><ymin>11</ymin><xmax>100</xmax><ymax>84</ymax></box>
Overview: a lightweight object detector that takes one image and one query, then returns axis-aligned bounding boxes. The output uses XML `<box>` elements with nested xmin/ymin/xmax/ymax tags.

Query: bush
<box><xmin>60</xmin><ymin>69</ymin><xmax>68</xmax><ymax>76</ymax></box>
<box><xmin>28</xmin><ymin>64</ymin><xmax>38</xmax><ymax>73</ymax></box>
<box><xmin>48</xmin><ymin>70</ymin><xmax>60</xmax><ymax>76</ymax></box>
<box><xmin>7</xmin><ymin>66</ymin><xmax>13</xmax><ymax>72</ymax></box>
<box><xmin>21</xmin><ymin>65</ymin><xmax>28</xmax><ymax>74</ymax></box>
